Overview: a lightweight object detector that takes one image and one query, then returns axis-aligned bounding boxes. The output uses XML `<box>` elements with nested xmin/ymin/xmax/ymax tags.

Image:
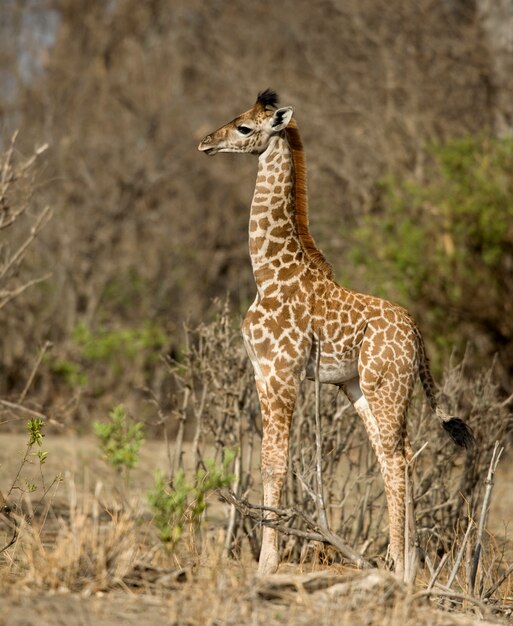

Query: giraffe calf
<box><xmin>199</xmin><ymin>89</ymin><xmax>474</xmax><ymax>579</ymax></box>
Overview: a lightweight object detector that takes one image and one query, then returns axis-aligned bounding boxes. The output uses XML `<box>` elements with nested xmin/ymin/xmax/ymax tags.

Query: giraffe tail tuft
<box><xmin>439</xmin><ymin>411</ymin><xmax>475</xmax><ymax>449</ymax></box>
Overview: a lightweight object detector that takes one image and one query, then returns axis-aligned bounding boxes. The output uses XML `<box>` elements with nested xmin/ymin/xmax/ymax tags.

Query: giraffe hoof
<box><xmin>391</xmin><ymin>559</ymin><xmax>405</xmax><ymax>582</ymax></box>
<box><xmin>257</xmin><ymin>553</ymin><xmax>279</xmax><ymax>576</ymax></box>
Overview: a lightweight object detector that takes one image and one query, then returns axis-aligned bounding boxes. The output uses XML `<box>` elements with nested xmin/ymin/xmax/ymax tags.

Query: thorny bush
<box><xmin>167</xmin><ymin>303</ymin><xmax>512</xmax><ymax>593</ymax></box>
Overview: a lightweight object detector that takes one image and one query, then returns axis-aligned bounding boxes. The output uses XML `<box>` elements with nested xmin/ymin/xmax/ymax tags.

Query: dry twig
<box><xmin>314</xmin><ymin>333</ymin><xmax>329</xmax><ymax>530</ymax></box>
<box><xmin>218</xmin><ymin>488</ymin><xmax>372</xmax><ymax>569</ymax></box>
<box><xmin>469</xmin><ymin>441</ymin><xmax>503</xmax><ymax>596</ymax></box>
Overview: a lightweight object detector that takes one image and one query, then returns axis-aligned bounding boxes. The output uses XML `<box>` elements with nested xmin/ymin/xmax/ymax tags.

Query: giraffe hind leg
<box><xmin>344</xmin><ymin>379</ymin><xmax>409</xmax><ymax>579</ymax></box>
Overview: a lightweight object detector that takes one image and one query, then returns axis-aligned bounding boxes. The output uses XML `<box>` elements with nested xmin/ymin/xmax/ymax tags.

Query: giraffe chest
<box><xmin>243</xmin><ymin>296</ymin><xmax>364</xmax><ymax>385</ymax></box>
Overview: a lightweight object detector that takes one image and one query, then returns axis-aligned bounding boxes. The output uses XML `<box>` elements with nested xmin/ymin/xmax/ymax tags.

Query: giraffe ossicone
<box><xmin>198</xmin><ymin>89</ymin><xmax>474</xmax><ymax>579</ymax></box>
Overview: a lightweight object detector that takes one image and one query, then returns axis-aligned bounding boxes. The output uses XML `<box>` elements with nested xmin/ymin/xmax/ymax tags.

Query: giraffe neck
<box><xmin>249</xmin><ymin>122</ymin><xmax>332</xmax><ymax>295</ymax></box>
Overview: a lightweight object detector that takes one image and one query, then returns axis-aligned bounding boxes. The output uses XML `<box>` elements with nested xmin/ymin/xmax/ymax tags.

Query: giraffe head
<box><xmin>198</xmin><ymin>89</ymin><xmax>293</xmax><ymax>156</ymax></box>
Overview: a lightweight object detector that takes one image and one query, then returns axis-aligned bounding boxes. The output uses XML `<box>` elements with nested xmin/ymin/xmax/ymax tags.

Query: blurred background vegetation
<box><xmin>0</xmin><ymin>0</ymin><xmax>512</xmax><ymax>429</ymax></box>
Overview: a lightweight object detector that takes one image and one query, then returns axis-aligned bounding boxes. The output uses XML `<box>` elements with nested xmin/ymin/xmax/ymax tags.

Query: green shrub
<box><xmin>48</xmin><ymin>357</ymin><xmax>87</xmax><ymax>388</ymax></box>
<box><xmin>147</xmin><ymin>450</ymin><xmax>236</xmax><ymax>546</ymax></box>
<box><xmin>348</xmin><ymin>135</ymin><xmax>513</xmax><ymax>372</ymax></box>
<box><xmin>73</xmin><ymin>321</ymin><xmax>165</xmax><ymax>367</ymax></box>
<box><xmin>93</xmin><ymin>405</ymin><xmax>144</xmax><ymax>482</ymax></box>
<box><xmin>46</xmin><ymin>321</ymin><xmax>166</xmax><ymax>394</ymax></box>
<box><xmin>8</xmin><ymin>418</ymin><xmax>51</xmax><ymax>497</ymax></box>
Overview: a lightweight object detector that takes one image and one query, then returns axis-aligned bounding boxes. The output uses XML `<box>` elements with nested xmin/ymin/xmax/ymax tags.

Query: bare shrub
<box><xmin>2</xmin><ymin>0</ymin><xmax>511</xmax><ymax>425</ymax></box>
<box><xmin>413</xmin><ymin>352</ymin><xmax>512</xmax><ymax>544</ymax></box>
<box><xmin>0</xmin><ymin>132</ymin><xmax>52</xmax><ymax>427</ymax></box>
<box><xmin>0</xmin><ymin>133</ymin><xmax>51</xmax><ymax>311</ymax></box>
<box><xmin>166</xmin><ymin>304</ymin><xmax>512</xmax><ymax>608</ymax></box>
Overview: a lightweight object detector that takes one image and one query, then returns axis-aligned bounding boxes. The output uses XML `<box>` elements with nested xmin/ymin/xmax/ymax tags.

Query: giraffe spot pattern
<box><xmin>200</xmin><ymin>93</ymin><xmax>469</xmax><ymax>578</ymax></box>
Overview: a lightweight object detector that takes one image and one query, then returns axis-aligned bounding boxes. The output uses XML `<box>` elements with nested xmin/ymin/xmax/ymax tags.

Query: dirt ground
<box><xmin>1</xmin><ymin>592</ymin><xmax>169</xmax><ymax>626</ymax></box>
<box><xmin>0</xmin><ymin>433</ymin><xmax>511</xmax><ymax>626</ymax></box>
<box><xmin>0</xmin><ymin>565</ymin><xmax>509</xmax><ymax>626</ymax></box>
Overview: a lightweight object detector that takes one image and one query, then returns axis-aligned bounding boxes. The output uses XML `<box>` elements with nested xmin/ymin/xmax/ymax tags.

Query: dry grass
<box><xmin>2</xmin><ymin>482</ymin><xmax>134</xmax><ymax>590</ymax></box>
<box><xmin>0</xmin><ymin>431</ymin><xmax>511</xmax><ymax>626</ymax></box>
<box><xmin>1</xmin><ymin>309</ymin><xmax>512</xmax><ymax>625</ymax></box>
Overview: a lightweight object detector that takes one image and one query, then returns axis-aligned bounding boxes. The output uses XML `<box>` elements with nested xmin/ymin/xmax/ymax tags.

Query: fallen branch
<box><xmin>427</xmin><ymin>553</ymin><xmax>449</xmax><ymax>590</ymax></box>
<box><xmin>482</xmin><ymin>562</ymin><xmax>513</xmax><ymax>600</ymax></box>
<box><xmin>0</xmin><ymin>399</ymin><xmax>47</xmax><ymax>421</ymax></box>
<box><xmin>218</xmin><ymin>488</ymin><xmax>372</xmax><ymax>569</ymax></box>
<box><xmin>412</xmin><ymin>588</ymin><xmax>488</xmax><ymax>613</ymax></box>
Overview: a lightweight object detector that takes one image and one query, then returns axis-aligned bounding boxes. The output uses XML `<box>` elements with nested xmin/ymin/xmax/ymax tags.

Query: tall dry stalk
<box><xmin>313</xmin><ymin>333</ymin><xmax>329</xmax><ymax>530</ymax></box>
<box><xmin>469</xmin><ymin>442</ymin><xmax>503</xmax><ymax>596</ymax></box>
<box><xmin>0</xmin><ymin>476</ymin><xmax>142</xmax><ymax>593</ymax></box>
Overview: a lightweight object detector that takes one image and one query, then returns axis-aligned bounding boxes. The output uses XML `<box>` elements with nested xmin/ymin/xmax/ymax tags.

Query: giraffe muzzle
<box><xmin>198</xmin><ymin>136</ymin><xmax>218</xmax><ymax>155</ymax></box>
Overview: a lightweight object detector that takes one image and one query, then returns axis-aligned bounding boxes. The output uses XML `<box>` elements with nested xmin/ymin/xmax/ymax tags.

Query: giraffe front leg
<box><xmin>256</xmin><ymin>376</ymin><xmax>296</xmax><ymax>576</ymax></box>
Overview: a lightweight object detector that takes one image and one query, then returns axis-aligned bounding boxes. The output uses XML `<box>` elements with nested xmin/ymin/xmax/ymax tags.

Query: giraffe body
<box><xmin>198</xmin><ymin>90</ymin><xmax>473</xmax><ymax>579</ymax></box>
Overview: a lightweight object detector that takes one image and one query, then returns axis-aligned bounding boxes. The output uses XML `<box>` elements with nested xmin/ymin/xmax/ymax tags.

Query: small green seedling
<box><xmin>148</xmin><ymin>449</ymin><xmax>236</xmax><ymax>547</ymax></box>
<box><xmin>8</xmin><ymin>418</ymin><xmax>48</xmax><ymax>497</ymax></box>
<box><xmin>93</xmin><ymin>404</ymin><xmax>144</xmax><ymax>485</ymax></box>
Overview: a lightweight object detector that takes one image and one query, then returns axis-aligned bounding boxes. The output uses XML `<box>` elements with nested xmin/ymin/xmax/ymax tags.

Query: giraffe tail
<box><xmin>417</xmin><ymin>330</ymin><xmax>475</xmax><ymax>449</ymax></box>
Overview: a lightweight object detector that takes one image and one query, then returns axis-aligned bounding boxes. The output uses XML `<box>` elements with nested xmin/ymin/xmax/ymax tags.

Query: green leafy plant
<box><xmin>48</xmin><ymin>357</ymin><xmax>87</xmax><ymax>388</ymax></box>
<box><xmin>73</xmin><ymin>321</ymin><xmax>165</xmax><ymax>367</ymax></box>
<box><xmin>8</xmin><ymin>418</ymin><xmax>49</xmax><ymax>497</ymax></box>
<box><xmin>46</xmin><ymin>320</ymin><xmax>166</xmax><ymax>405</ymax></box>
<box><xmin>93</xmin><ymin>405</ymin><xmax>144</xmax><ymax>484</ymax></box>
<box><xmin>147</xmin><ymin>450</ymin><xmax>236</xmax><ymax>547</ymax></box>
<box><xmin>27</xmin><ymin>418</ymin><xmax>45</xmax><ymax>447</ymax></box>
<box><xmin>348</xmin><ymin>135</ymin><xmax>513</xmax><ymax>373</ymax></box>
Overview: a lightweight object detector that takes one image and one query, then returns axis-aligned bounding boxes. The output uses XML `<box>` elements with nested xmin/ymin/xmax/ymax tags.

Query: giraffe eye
<box><xmin>237</xmin><ymin>125</ymin><xmax>253</xmax><ymax>135</ymax></box>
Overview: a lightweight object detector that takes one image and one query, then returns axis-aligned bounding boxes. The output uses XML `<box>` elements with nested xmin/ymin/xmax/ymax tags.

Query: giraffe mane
<box><xmin>285</xmin><ymin>119</ymin><xmax>334</xmax><ymax>278</ymax></box>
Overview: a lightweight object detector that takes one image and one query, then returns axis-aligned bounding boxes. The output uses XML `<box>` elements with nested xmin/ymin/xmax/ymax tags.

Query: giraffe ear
<box><xmin>269</xmin><ymin>106</ymin><xmax>293</xmax><ymax>132</ymax></box>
